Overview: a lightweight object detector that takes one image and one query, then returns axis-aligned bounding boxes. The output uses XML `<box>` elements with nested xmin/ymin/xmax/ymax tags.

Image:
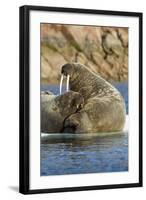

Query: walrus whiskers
<box><xmin>66</xmin><ymin>75</ymin><xmax>70</xmax><ymax>92</ymax></box>
<box><xmin>60</xmin><ymin>74</ymin><xmax>64</xmax><ymax>94</ymax></box>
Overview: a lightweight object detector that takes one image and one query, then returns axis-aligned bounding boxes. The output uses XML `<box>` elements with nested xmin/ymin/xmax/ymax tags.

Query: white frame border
<box><xmin>29</xmin><ymin>10</ymin><xmax>139</xmax><ymax>190</ymax></box>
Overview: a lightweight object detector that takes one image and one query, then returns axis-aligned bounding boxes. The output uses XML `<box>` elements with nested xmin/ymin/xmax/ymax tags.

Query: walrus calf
<box><xmin>41</xmin><ymin>90</ymin><xmax>84</xmax><ymax>133</ymax></box>
<box><xmin>61</xmin><ymin>63</ymin><xmax>126</xmax><ymax>133</ymax></box>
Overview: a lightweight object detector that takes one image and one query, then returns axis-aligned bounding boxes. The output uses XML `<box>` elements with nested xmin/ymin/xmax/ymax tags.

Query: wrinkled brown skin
<box><xmin>61</xmin><ymin>63</ymin><xmax>126</xmax><ymax>133</ymax></box>
<box><xmin>41</xmin><ymin>90</ymin><xmax>84</xmax><ymax>133</ymax></box>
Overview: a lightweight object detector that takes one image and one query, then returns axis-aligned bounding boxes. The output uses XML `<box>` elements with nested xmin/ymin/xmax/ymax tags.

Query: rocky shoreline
<box><xmin>41</xmin><ymin>24</ymin><xmax>128</xmax><ymax>84</ymax></box>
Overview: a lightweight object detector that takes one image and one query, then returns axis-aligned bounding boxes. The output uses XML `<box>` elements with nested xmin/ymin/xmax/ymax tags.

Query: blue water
<box><xmin>41</xmin><ymin>83</ymin><xmax>128</xmax><ymax>176</ymax></box>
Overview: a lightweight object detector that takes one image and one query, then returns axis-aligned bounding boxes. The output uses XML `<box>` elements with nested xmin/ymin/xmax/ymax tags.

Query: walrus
<box><xmin>41</xmin><ymin>90</ymin><xmax>84</xmax><ymax>133</ymax></box>
<box><xmin>61</xmin><ymin>63</ymin><xmax>126</xmax><ymax>133</ymax></box>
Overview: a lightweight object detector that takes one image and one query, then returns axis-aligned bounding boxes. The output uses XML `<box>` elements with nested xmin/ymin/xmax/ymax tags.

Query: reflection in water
<box><xmin>41</xmin><ymin>83</ymin><xmax>128</xmax><ymax>176</ymax></box>
<box><xmin>41</xmin><ymin>132</ymin><xmax>128</xmax><ymax>176</ymax></box>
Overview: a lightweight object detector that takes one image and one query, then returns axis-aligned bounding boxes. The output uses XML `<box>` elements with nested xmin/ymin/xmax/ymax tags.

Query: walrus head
<box><xmin>61</xmin><ymin>63</ymin><xmax>97</xmax><ymax>97</ymax></box>
<box><xmin>61</xmin><ymin>63</ymin><xmax>75</xmax><ymax>77</ymax></box>
<box><xmin>41</xmin><ymin>91</ymin><xmax>84</xmax><ymax>133</ymax></box>
<box><xmin>55</xmin><ymin>91</ymin><xmax>84</xmax><ymax>118</ymax></box>
<box><xmin>60</xmin><ymin>63</ymin><xmax>81</xmax><ymax>94</ymax></box>
<box><xmin>60</xmin><ymin>63</ymin><xmax>87</xmax><ymax>94</ymax></box>
<box><xmin>61</xmin><ymin>62</ymin><xmax>94</xmax><ymax>79</ymax></box>
<box><xmin>61</xmin><ymin>63</ymin><xmax>82</xmax><ymax>81</ymax></box>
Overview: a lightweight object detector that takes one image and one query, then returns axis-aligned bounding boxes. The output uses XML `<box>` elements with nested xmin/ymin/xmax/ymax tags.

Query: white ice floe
<box><xmin>41</xmin><ymin>115</ymin><xmax>129</xmax><ymax>138</ymax></box>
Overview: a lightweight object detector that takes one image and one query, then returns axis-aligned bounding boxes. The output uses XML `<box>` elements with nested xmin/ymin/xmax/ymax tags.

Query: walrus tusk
<box><xmin>66</xmin><ymin>75</ymin><xmax>70</xmax><ymax>92</ymax></box>
<box><xmin>60</xmin><ymin>74</ymin><xmax>64</xmax><ymax>95</ymax></box>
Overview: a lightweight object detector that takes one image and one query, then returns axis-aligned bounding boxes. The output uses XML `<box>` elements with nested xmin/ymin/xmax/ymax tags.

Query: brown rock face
<box><xmin>41</xmin><ymin>24</ymin><xmax>128</xmax><ymax>84</ymax></box>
